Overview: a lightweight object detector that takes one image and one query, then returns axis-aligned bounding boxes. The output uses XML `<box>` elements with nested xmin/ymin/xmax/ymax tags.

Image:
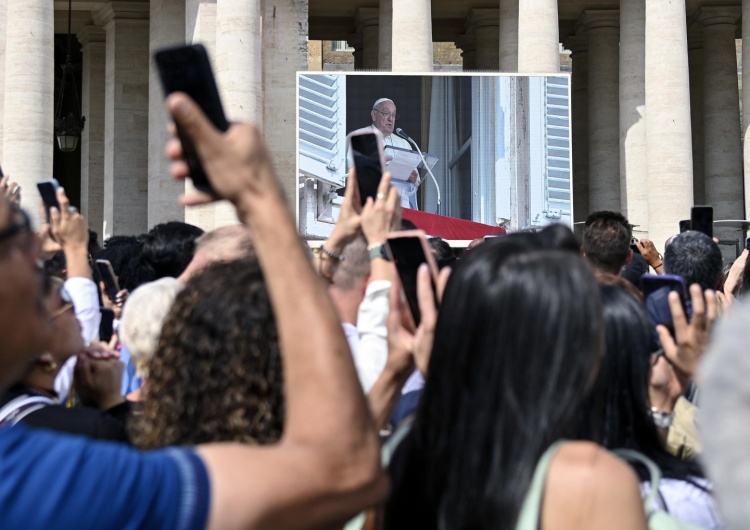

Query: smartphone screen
<box><xmin>350</xmin><ymin>132</ymin><xmax>384</xmax><ymax>206</ymax></box>
<box><xmin>0</xmin><ymin>163</ymin><xmax>4</xmax><ymax>178</ymax></box>
<box><xmin>691</xmin><ymin>206</ymin><xmax>713</xmax><ymax>238</ymax></box>
<box><xmin>96</xmin><ymin>259</ymin><xmax>120</xmax><ymax>302</ymax></box>
<box><xmin>387</xmin><ymin>235</ymin><xmax>436</xmax><ymax>326</ymax></box>
<box><xmin>155</xmin><ymin>44</ymin><xmax>229</xmax><ymax>195</ymax></box>
<box><xmin>37</xmin><ymin>179</ymin><xmax>60</xmax><ymax>223</ymax></box>
<box><xmin>679</xmin><ymin>219</ymin><xmax>691</xmax><ymax>233</ymax></box>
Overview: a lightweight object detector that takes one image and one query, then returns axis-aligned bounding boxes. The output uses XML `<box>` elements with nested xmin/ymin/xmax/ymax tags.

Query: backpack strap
<box><xmin>0</xmin><ymin>394</ymin><xmax>56</xmax><ymax>427</ymax></box>
<box><xmin>612</xmin><ymin>449</ymin><xmax>663</xmax><ymax>515</ymax></box>
<box><xmin>515</xmin><ymin>441</ymin><xmax>567</xmax><ymax>530</ymax></box>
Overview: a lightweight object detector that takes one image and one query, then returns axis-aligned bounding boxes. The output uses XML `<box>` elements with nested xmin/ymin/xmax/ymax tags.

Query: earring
<box><xmin>41</xmin><ymin>361</ymin><xmax>58</xmax><ymax>373</ymax></box>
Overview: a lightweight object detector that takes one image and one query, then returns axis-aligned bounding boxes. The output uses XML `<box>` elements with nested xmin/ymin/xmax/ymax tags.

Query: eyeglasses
<box><xmin>49</xmin><ymin>278</ymin><xmax>75</xmax><ymax>319</ymax></box>
<box><xmin>374</xmin><ymin>109</ymin><xmax>400</xmax><ymax>120</ymax></box>
<box><xmin>650</xmin><ymin>348</ymin><xmax>665</xmax><ymax>366</ymax></box>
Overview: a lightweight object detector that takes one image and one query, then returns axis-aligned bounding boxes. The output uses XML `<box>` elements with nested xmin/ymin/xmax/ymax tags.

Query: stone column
<box><xmin>688</xmin><ymin>26</ymin><xmax>705</xmax><ymax>205</ymax></box>
<box><xmin>566</xmin><ymin>35</ymin><xmax>589</xmax><ymax>224</ymax></box>
<box><xmin>94</xmin><ymin>2</ymin><xmax>150</xmax><ymax>236</ymax></box>
<box><xmin>456</xmin><ymin>34</ymin><xmax>477</xmax><ymax>71</ymax></box>
<box><xmin>744</xmin><ymin>0</ymin><xmax>750</xmax><ymax>216</ymax></box>
<box><xmin>645</xmin><ymin>0</ymin><xmax>693</xmax><ymax>251</ymax></box>
<box><xmin>518</xmin><ymin>0</ymin><xmax>559</xmax><ymax>72</ymax></box>
<box><xmin>581</xmin><ymin>10</ymin><xmax>620</xmax><ymax>213</ymax></box>
<box><xmin>356</xmin><ymin>8</ymin><xmax>379</xmax><ymax>70</ymax></box>
<box><xmin>0</xmin><ymin>0</ymin><xmax>6</xmax><ymax>162</ymax></box>
<box><xmin>185</xmin><ymin>0</ymin><xmax>217</xmax><ymax>231</ymax></box>
<box><xmin>390</xmin><ymin>0</ymin><xmax>432</xmax><ymax>71</ymax></box>
<box><xmin>619</xmin><ymin>0</ymin><xmax>648</xmax><ymax>233</ymax></box>
<box><xmin>214</xmin><ymin>0</ymin><xmax>261</xmax><ymax>226</ymax></box>
<box><xmin>2</xmin><ymin>0</ymin><xmax>54</xmax><ymax>225</ymax></box>
<box><xmin>262</xmin><ymin>0</ymin><xmax>308</xmax><ymax>211</ymax></box>
<box><xmin>697</xmin><ymin>7</ymin><xmax>744</xmax><ymax>226</ymax></box>
<box><xmin>148</xmin><ymin>0</ymin><xmax>186</xmax><ymax>228</ymax></box>
<box><xmin>378</xmin><ymin>0</ymin><xmax>392</xmax><ymax>69</ymax></box>
<box><xmin>498</xmin><ymin>0</ymin><xmax>518</xmax><ymax>72</ymax></box>
<box><xmin>466</xmin><ymin>9</ymin><xmax>499</xmax><ymax>71</ymax></box>
<box><xmin>77</xmin><ymin>26</ymin><xmax>107</xmax><ymax>237</ymax></box>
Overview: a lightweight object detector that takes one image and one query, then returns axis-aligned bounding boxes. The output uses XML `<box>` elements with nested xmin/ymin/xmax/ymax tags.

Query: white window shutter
<box><xmin>543</xmin><ymin>76</ymin><xmax>572</xmax><ymax>223</ymax></box>
<box><xmin>298</xmin><ymin>74</ymin><xmax>347</xmax><ymax>187</ymax></box>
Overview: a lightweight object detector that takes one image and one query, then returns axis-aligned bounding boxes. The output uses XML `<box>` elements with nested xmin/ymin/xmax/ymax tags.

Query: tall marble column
<box><xmin>262</xmin><ymin>0</ymin><xmax>308</xmax><ymax>211</ymax></box>
<box><xmin>566</xmin><ymin>35</ymin><xmax>590</xmax><ymax>224</ymax></box>
<box><xmin>356</xmin><ymin>8</ymin><xmax>379</xmax><ymax>70</ymax></box>
<box><xmin>498</xmin><ymin>0</ymin><xmax>518</xmax><ymax>72</ymax></box>
<box><xmin>0</xmin><ymin>0</ymin><xmax>6</xmax><ymax>162</ymax></box>
<box><xmin>185</xmin><ymin>0</ymin><xmax>217</xmax><ymax>231</ymax></box>
<box><xmin>77</xmin><ymin>26</ymin><xmax>107</xmax><ymax>237</ymax></box>
<box><xmin>94</xmin><ymin>2</ymin><xmax>150</xmax><ymax>236</ymax></box>
<box><xmin>148</xmin><ymin>0</ymin><xmax>186</xmax><ymax>228</ymax></box>
<box><xmin>466</xmin><ymin>9</ymin><xmax>499</xmax><ymax>70</ymax></box>
<box><xmin>619</xmin><ymin>0</ymin><xmax>648</xmax><ymax>233</ymax></box>
<box><xmin>214</xmin><ymin>0</ymin><xmax>262</xmax><ymax>226</ymax></box>
<box><xmin>581</xmin><ymin>10</ymin><xmax>620</xmax><ymax>213</ymax></box>
<box><xmin>688</xmin><ymin>26</ymin><xmax>705</xmax><ymax>206</ymax></box>
<box><xmin>518</xmin><ymin>0</ymin><xmax>559</xmax><ymax>72</ymax></box>
<box><xmin>2</xmin><ymin>0</ymin><xmax>54</xmax><ymax>225</ymax></box>
<box><xmin>645</xmin><ymin>0</ymin><xmax>694</xmax><ymax>251</ymax></box>
<box><xmin>696</xmin><ymin>7</ymin><xmax>744</xmax><ymax>226</ymax></box>
<box><xmin>391</xmin><ymin>0</ymin><xmax>432</xmax><ymax>71</ymax></box>
<box><xmin>744</xmin><ymin>0</ymin><xmax>750</xmax><ymax>216</ymax></box>
<box><xmin>378</xmin><ymin>0</ymin><xmax>392</xmax><ymax>69</ymax></box>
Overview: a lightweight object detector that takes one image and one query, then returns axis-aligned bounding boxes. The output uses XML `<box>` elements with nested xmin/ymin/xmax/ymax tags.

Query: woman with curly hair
<box><xmin>130</xmin><ymin>259</ymin><xmax>284</xmax><ymax>448</ymax></box>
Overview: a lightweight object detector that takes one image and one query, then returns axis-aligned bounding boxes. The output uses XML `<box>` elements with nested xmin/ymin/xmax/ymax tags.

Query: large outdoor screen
<box><xmin>297</xmin><ymin>73</ymin><xmax>572</xmax><ymax>241</ymax></box>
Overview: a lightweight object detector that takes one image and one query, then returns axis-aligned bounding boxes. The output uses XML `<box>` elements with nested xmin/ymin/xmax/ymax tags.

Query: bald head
<box><xmin>179</xmin><ymin>225</ymin><xmax>256</xmax><ymax>281</ymax></box>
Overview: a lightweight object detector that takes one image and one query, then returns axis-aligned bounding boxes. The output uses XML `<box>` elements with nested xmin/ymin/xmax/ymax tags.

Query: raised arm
<box><xmin>163</xmin><ymin>93</ymin><xmax>386</xmax><ymax>530</ymax></box>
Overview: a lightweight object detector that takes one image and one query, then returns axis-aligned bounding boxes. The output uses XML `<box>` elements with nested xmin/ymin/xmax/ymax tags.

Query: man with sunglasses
<box><xmin>351</xmin><ymin>98</ymin><xmax>420</xmax><ymax>209</ymax></box>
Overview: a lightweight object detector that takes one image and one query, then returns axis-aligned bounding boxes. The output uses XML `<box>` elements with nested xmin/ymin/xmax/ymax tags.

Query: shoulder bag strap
<box><xmin>515</xmin><ymin>441</ymin><xmax>567</xmax><ymax>530</ymax></box>
<box><xmin>612</xmin><ymin>448</ymin><xmax>663</xmax><ymax>514</ymax></box>
<box><xmin>0</xmin><ymin>394</ymin><xmax>56</xmax><ymax>427</ymax></box>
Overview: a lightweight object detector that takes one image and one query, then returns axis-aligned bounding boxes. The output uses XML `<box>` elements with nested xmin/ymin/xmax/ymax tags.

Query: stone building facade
<box><xmin>0</xmin><ymin>0</ymin><xmax>747</xmax><ymax>250</ymax></box>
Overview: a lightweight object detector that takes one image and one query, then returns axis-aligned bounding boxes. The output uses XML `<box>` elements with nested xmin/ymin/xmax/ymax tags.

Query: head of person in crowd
<box><xmin>328</xmin><ymin>235</ymin><xmax>370</xmax><ymax>325</ymax></box>
<box><xmin>139</xmin><ymin>222</ymin><xmax>204</xmax><ymax>283</ymax></box>
<box><xmin>371</xmin><ymin>98</ymin><xmax>398</xmax><ymax>137</ymax></box>
<box><xmin>119</xmin><ymin>277</ymin><xmax>184</xmax><ymax>388</ymax></box>
<box><xmin>386</xmin><ymin>232</ymin><xmax>604</xmax><ymax>529</ymax></box>
<box><xmin>575</xmin><ymin>279</ymin><xmax>704</xmax><ymax>483</ymax></box>
<box><xmin>663</xmin><ymin>230</ymin><xmax>723</xmax><ymax>291</ymax></box>
<box><xmin>537</xmin><ymin>222</ymin><xmax>581</xmax><ymax>254</ymax></box>
<box><xmin>130</xmin><ymin>259</ymin><xmax>284</xmax><ymax>449</ymax></box>
<box><xmin>11</xmin><ymin>276</ymin><xmax>83</xmax><ymax>396</ymax></box>
<box><xmin>428</xmin><ymin>237</ymin><xmax>456</xmax><ymax>270</ymax></box>
<box><xmin>44</xmin><ymin>250</ymin><xmax>67</xmax><ymax>280</ymax></box>
<box><xmin>98</xmin><ymin>235</ymin><xmax>145</xmax><ymax>292</ymax></box>
<box><xmin>582</xmin><ymin>211</ymin><xmax>633</xmax><ymax>275</ymax></box>
<box><xmin>178</xmin><ymin>224</ymin><xmax>255</xmax><ymax>282</ymax></box>
<box><xmin>88</xmin><ymin>229</ymin><xmax>101</xmax><ymax>261</ymax></box>
<box><xmin>0</xmin><ymin>200</ymin><xmax>51</xmax><ymax>391</ymax></box>
<box><xmin>465</xmin><ymin>237</ymin><xmax>484</xmax><ymax>251</ymax></box>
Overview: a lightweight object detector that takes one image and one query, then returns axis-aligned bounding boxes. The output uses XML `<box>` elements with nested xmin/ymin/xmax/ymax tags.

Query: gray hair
<box><xmin>700</xmin><ymin>301</ymin><xmax>750</xmax><ymax>529</ymax></box>
<box><xmin>119</xmin><ymin>277</ymin><xmax>184</xmax><ymax>378</ymax></box>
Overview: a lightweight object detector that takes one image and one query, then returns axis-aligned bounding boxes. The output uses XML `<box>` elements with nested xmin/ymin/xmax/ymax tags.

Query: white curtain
<box><xmin>425</xmin><ymin>77</ymin><xmax>458</xmax><ymax>216</ymax></box>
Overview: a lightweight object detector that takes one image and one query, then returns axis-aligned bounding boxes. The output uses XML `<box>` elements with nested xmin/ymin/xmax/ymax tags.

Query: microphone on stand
<box><xmin>395</xmin><ymin>128</ymin><xmax>441</xmax><ymax>215</ymax></box>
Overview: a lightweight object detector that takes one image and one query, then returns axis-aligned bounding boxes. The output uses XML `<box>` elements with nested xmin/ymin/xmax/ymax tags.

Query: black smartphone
<box><xmin>0</xmin><ymin>162</ymin><xmax>4</xmax><ymax>178</ymax></box>
<box><xmin>641</xmin><ymin>274</ymin><xmax>691</xmax><ymax>334</ymax></box>
<box><xmin>99</xmin><ymin>307</ymin><xmax>115</xmax><ymax>343</ymax></box>
<box><xmin>154</xmin><ymin>44</ymin><xmax>229</xmax><ymax>195</ymax></box>
<box><xmin>386</xmin><ymin>230</ymin><xmax>439</xmax><ymax>327</ymax></box>
<box><xmin>349</xmin><ymin>130</ymin><xmax>386</xmax><ymax>206</ymax></box>
<box><xmin>631</xmin><ymin>237</ymin><xmax>641</xmax><ymax>255</ymax></box>
<box><xmin>745</xmin><ymin>237</ymin><xmax>750</xmax><ymax>252</ymax></box>
<box><xmin>691</xmin><ymin>206</ymin><xmax>713</xmax><ymax>238</ymax></box>
<box><xmin>37</xmin><ymin>179</ymin><xmax>61</xmax><ymax>223</ymax></box>
<box><xmin>679</xmin><ymin>219</ymin><xmax>691</xmax><ymax>233</ymax></box>
<box><xmin>96</xmin><ymin>259</ymin><xmax>121</xmax><ymax>302</ymax></box>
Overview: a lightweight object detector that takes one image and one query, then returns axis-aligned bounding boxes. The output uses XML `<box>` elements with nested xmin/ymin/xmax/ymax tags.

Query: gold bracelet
<box><xmin>312</xmin><ymin>246</ymin><xmax>344</xmax><ymax>262</ymax></box>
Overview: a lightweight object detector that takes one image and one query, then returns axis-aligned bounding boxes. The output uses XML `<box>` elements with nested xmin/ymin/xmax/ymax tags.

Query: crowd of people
<box><xmin>1</xmin><ymin>91</ymin><xmax>750</xmax><ymax>529</ymax></box>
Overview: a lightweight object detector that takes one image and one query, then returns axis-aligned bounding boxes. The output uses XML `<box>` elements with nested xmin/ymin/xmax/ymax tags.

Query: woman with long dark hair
<box><xmin>576</xmin><ymin>281</ymin><xmax>723</xmax><ymax>528</ymax></box>
<box><xmin>384</xmin><ymin>235</ymin><xmax>647</xmax><ymax>530</ymax></box>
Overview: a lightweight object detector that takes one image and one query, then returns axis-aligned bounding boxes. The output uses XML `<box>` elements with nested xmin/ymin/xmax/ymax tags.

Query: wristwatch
<box><xmin>367</xmin><ymin>242</ymin><xmax>390</xmax><ymax>262</ymax></box>
<box><xmin>649</xmin><ymin>407</ymin><xmax>674</xmax><ymax>429</ymax></box>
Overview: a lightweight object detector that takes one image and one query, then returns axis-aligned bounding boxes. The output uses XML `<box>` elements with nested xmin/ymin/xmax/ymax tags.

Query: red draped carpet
<box><xmin>402</xmin><ymin>209</ymin><xmax>506</xmax><ymax>240</ymax></box>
